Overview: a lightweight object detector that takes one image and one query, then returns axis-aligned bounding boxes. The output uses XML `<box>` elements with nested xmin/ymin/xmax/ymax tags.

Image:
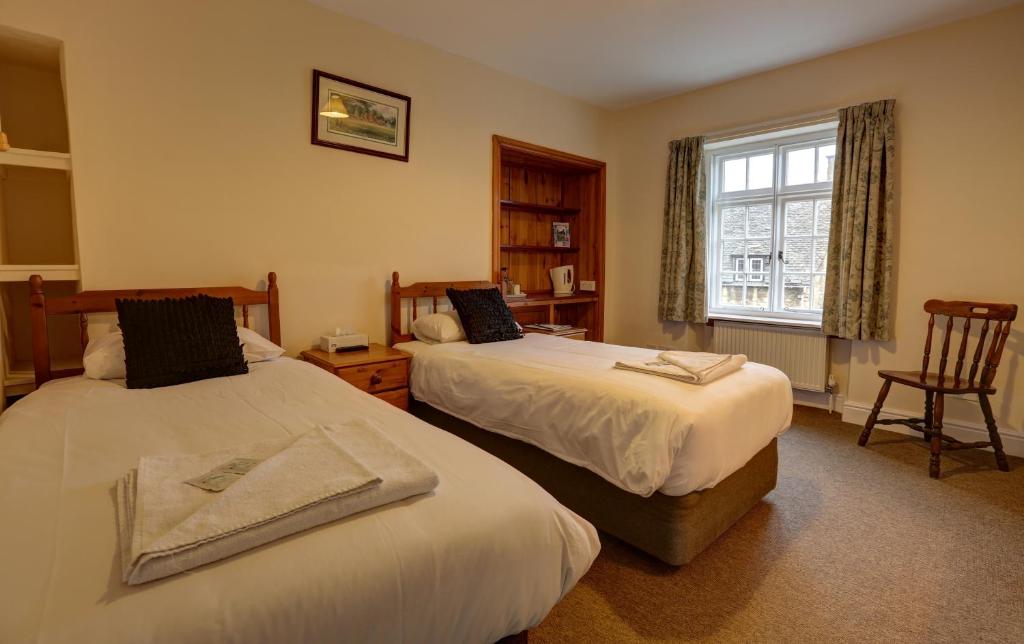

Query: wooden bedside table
<box><xmin>301</xmin><ymin>343</ymin><xmax>410</xmax><ymax>410</ymax></box>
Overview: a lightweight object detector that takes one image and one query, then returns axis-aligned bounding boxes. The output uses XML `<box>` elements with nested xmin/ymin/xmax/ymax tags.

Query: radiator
<box><xmin>711</xmin><ymin>321</ymin><xmax>829</xmax><ymax>391</ymax></box>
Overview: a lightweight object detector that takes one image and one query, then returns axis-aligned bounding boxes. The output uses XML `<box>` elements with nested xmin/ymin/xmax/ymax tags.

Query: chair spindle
<box><xmin>921</xmin><ymin>313</ymin><xmax>935</xmax><ymax>379</ymax></box>
<box><xmin>953</xmin><ymin>318</ymin><xmax>970</xmax><ymax>385</ymax></box>
<box><xmin>937</xmin><ymin>316</ymin><xmax>954</xmax><ymax>382</ymax></box>
<box><xmin>981</xmin><ymin>321</ymin><xmax>1009</xmax><ymax>389</ymax></box>
<box><xmin>968</xmin><ymin>319</ymin><xmax>990</xmax><ymax>385</ymax></box>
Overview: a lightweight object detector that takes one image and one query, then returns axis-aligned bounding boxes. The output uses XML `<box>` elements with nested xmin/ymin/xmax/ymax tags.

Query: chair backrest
<box><xmin>921</xmin><ymin>300</ymin><xmax>1017</xmax><ymax>389</ymax></box>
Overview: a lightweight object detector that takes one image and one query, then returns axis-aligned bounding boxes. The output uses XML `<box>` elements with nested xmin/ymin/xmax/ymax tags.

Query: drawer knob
<box><xmin>370</xmin><ymin>371</ymin><xmax>384</xmax><ymax>385</ymax></box>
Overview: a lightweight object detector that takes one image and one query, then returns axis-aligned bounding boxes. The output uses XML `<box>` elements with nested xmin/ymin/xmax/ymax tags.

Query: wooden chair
<box><xmin>859</xmin><ymin>300</ymin><xmax>1017</xmax><ymax>478</ymax></box>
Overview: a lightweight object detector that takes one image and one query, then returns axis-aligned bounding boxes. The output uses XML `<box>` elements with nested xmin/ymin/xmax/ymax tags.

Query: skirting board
<box><xmin>842</xmin><ymin>401</ymin><xmax>1024</xmax><ymax>458</ymax></box>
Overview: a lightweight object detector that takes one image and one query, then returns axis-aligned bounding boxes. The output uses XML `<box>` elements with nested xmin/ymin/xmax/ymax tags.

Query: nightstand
<box><xmin>523</xmin><ymin>326</ymin><xmax>588</xmax><ymax>341</ymax></box>
<box><xmin>301</xmin><ymin>343</ymin><xmax>410</xmax><ymax>410</ymax></box>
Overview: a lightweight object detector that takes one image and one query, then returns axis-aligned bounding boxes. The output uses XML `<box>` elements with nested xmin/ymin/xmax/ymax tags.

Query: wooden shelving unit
<box><xmin>500</xmin><ymin>244</ymin><xmax>580</xmax><ymax>253</ymax></box>
<box><xmin>492</xmin><ymin>136</ymin><xmax>606</xmax><ymax>339</ymax></box>
<box><xmin>498</xmin><ymin>200</ymin><xmax>580</xmax><ymax>216</ymax></box>
<box><xmin>0</xmin><ymin>28</ymin><xmax>81</xmax><ymax>401</ymax></box>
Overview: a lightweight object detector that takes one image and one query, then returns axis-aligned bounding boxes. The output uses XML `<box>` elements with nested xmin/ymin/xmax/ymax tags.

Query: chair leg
<box><xmin>859</xmin><ymin>379</ymin><xmax>892</xmax><ymax>447</ymax></box>
<box><xmin>978</xmin><ymin>394</ymin><xmax>1010</xmax><ymax>472</ymax></box>
<box><xmin>923</xmin><ymin>391</ymin><xmax>934</xmax><ymax>442</ymax></box>
<box><xmin>929</xmin><ymin>393</ymin><xmax>944</xmax><ymax>479</ymax></box>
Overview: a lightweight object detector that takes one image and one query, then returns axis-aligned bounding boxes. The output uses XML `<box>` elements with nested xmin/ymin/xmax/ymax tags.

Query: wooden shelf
<box><xmin>0</xmin><ymin>147</ymin><xmax>71</xmax><ymax>171</ymax></box>
<box><xmin>499</xmin><ymin>200</ymin><xmax>579</xmax><ymax>216</ymax></box>
<box><xmin>0</xmin><ymin>264</ymin><xmax>80</xmax><ymax>282</ymax></box>
<box><xmin>504</xmin><ymin>291</ymin><xmax>599</xmax><ymax>308</ymax></box>
<box><xmin>501</xmin><ymin>245</ymin><xmax>579</xmax><ymax>253</ymax></box>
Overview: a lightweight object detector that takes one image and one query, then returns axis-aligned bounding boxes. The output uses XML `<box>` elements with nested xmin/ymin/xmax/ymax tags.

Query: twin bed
<box><xmin>1</xmin><ymin>270</ymin><xmax>793</xmax><ymax>642</ymax></box>
<box><xmin>0</xmin><ymin>274</ymin><xmax>598</xmax><ymax>643</ymax></box>
<box><xmin>390</xmin><ymin>273</ymin><xmax>792</xmax><ymax>565</ymax></box>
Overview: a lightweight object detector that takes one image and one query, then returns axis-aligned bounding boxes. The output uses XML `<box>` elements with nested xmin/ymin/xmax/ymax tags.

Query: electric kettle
<box><xmin>550</xmin><ymin>265</ymin><xmax>575</xmax><ymax>296</ymax></box>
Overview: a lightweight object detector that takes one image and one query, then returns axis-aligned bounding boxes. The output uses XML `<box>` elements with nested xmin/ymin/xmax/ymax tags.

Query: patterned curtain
<box><xmin>658</xmin><ymin>136</ymin><xmax>707</xmax><ymax>323</ymax></box>
<box><xmin>822</xmin><ymin>100</ymin><xmax>896</xmax><ymax>341</ymax></box>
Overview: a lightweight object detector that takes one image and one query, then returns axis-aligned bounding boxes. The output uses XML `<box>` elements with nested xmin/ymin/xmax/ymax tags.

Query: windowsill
<box><xmin>707</xmin><ymin>312</ymin><xmax>823</xmax><ymax>330</ymax></box>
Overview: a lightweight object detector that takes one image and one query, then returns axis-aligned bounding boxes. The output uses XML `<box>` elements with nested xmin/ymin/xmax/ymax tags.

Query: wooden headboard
<box><xmin>29</xmin><ymin>272</ymin><xmax>280</xmax><ymax>387</ymax></box>
<box><xmin>390</xmin><ymin>271</ymin><xmax>494</xmax><ymax>344</ymax></box>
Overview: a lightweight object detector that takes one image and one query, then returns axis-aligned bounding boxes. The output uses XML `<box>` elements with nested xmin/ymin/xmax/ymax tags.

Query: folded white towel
<box><xmin>116</xmin><ymin>420</ymin><xmax>438</xmax><ymax>585</ymax></box>
<box><xmin>614</xmin><ymin>352</ymin><xmax>746</xmax><ymax>385</ymax></box>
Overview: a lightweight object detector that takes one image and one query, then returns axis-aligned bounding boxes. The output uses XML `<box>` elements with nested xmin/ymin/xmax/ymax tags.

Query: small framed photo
<box><xmin>311</xmin><ymin>69</ymin><xmax>411</xmax><ymax>162</ymax></box>
<box><xmin>552</xmin><ymin>222</ymin><xmax>571</xmax><ymax>248</ymax></box>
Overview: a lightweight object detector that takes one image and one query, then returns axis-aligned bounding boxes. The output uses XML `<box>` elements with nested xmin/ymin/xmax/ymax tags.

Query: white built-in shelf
<box><xmin>0</xmin><ymin>264</ymin><xmax>80</xmax><ymax>282</ymax></box>
<box><xmin>0</xmin><ymin>147</ymin><xmax>71</xmax><ymax>171</ymax></box>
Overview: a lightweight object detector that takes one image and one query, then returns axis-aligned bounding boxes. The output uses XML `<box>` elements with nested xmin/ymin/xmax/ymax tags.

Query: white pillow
<box><xmin>237</xmin><ymin>326</ymin><xmax>286</xmax><ymax>362</ymax></box>
<box><xmin>411</xmin><ymin>310</ymin><xmax>466</xmax><ymax>343</ymax></box>
<box><xmin>83</xmin><ymin>327</ymin><xmax>285</xmax><ymax>380</ymax></box>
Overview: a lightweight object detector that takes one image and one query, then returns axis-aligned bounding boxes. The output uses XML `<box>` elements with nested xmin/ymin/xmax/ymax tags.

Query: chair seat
<box><xmin>877</xmin><ymin>370</ymin><xmax>995</xmax><ymax>394</ymax></box>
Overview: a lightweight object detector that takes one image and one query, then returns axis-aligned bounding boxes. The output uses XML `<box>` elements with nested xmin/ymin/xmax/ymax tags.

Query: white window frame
<box><xmin>706</xmin><ymin>121</ymin><xmax>838</xmax><ymax>325</ymax></box>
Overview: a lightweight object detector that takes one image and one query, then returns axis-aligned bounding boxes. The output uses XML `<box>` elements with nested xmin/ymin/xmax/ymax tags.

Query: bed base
<box><xmin>411</xmin><ymin>399</ymin><xmax>778</xmax><ymax>566</ymax></box>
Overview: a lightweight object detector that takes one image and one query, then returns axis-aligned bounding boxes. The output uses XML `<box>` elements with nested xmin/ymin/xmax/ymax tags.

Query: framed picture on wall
<box><xmin>552</xmin><ymin>222</ymin><xmax>571</xmax><ymax>248</ymax></box>
<box><xmin>311</xmin><ymin>69</ymin><xmax>411</xmax><ymax>162</ymax></box>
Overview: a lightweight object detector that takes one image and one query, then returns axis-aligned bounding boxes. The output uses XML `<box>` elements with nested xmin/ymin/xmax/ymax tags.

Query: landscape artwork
<box><xmin>312</xmin><ymin>69</ymin><xmax>411</xmax><ymax>162</ymax></box>
<box><xmin>325</xmin><ymin>91</ymin><xmax>399</xmax><ymax>146</ymax></box>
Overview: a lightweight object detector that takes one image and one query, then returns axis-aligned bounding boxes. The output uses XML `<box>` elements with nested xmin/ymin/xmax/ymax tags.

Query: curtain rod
<box><xmin>704</xmin><ymin>107</ymin><xmax>840</xmax><ymax>144</ymax></box>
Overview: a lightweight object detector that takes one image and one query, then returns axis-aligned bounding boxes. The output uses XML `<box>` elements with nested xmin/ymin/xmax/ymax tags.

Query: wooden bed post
<box><xmin>29</xmin><ymin>275</ymin><xmax>52</xmax><ymax>387</ymax></box>
<box><xmin>267</xmin><ymin>272</ymin><xmax>281</xmax><ymax>346</ymax></box>
<box><xmin>390</xmin><ymin>272</ymin><xmax>402</xmax><ymax>346</ymax></box>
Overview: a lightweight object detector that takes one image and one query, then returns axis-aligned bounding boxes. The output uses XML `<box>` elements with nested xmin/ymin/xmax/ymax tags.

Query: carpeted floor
<box><xmin>533</xmin><ymin>407</ymin><xmax>1024</xmax><ymax>643</ymax></box>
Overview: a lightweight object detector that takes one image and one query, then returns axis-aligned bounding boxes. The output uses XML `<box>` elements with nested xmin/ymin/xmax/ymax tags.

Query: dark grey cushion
<box><xmin>445</xmin><ymin>287</ymin><xmax>523</xmax><ymax>344</ymax></box>
<box><xmin>116</xmin><ymin>295</ymin><xmax>248</xmax><ymax>389</ymax></box>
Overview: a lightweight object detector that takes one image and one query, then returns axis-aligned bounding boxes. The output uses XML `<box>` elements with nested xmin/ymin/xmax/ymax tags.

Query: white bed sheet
<box><xmin>0</xmin><ymin>358</ymin><xmax>598</xmax><ymax>644</ymax></box>
<box><xmin>396</xmin><ymin>334</ymin><xmax>793</xmax><ymax>497</ymax></box>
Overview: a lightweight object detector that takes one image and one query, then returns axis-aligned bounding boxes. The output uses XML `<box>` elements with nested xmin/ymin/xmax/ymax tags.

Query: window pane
<box><xmin>784</xmin><ymin>238</ymin><xmax>812</xmax><ymax>273</ymax></box>
<box><xmin>746</xmin><ymin>203</ymin><xmax>772</xmax><ymax>238</ymax></box>
<box><xmin>722</xmin><ymin>158</ymin><xmax>746</xmax><ymax>192</ymax></box>
<box><xmin>813</xmin><ymin>238</ymin><xmax>828</xmax><ymax>273</ymax></box>
<box><xmin>812</xmin><ymin>275</ymin><xmax>826</xmax><ymax>310</ymax></box>
<box><xmin>814</xmin><ymin>199</ymin><xmax>831</xmax><ymax>236</ymax></box>
<box><xmin>748</xmin><ymin>153</ymin><xmax>773</xmax><ymax>189</ymax></box>
<box><xmin>721</xmin><ymin>239</ymin><xmax>745</xmax><ymax>272</ymax></box>
<box><xmin>721</xmin><ymin>207</ymin><xmax>745</xmax><ymax>238</ymax></box>
<box><xmin>746</xmin><ymin>284</ymin><xmax>770</xmax><ymax>308</ymax></box>
<box><xmin>720</xmin><ymin>279</ymin><xmax>744</xmax><ymax>307</ymax></box>
<box><xmin>817</xmin><ymin>144</ymin><xmax>836</xmax><ymax>183</ymax></box>
<box><xmin>784</xmin><ymin>200</ymin><xmax>814</xmax><ymax>236</ymax></box>
<box><xmin>785</xmin><ymin>147</ymin><xmax>815</xmax><ymax>185</ymax></box>
<box><xmin>784</xmin><ymin>275</ymin><xmax>811</xmax><ymax>310</ymax></box>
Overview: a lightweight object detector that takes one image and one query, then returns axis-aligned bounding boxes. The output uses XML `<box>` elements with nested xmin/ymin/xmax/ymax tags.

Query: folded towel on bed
<box><xmin>614</xmin><ymin>352</ymin><xmax>747</xmax><ymax>385</ymax></box>
<box><xmin>116</xmin><ymin>420</ymin><xmax>438</xmax><ymax>585</ymax></box>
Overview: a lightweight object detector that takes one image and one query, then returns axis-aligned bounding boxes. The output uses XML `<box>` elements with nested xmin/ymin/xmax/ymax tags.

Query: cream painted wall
<box><xmin>0</xmin><ymin>0</ymin><xmax>610</xmax><ymax>350</ymax></box>
<box><xmin>605</xmin><ymin>5</ymin><xmax>1024</xmax><ymax>434</ymax></box>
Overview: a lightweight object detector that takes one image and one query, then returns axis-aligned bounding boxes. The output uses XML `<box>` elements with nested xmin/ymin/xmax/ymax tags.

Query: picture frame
<box><xmin>552</xmin><ymin>222</ymin><xmax>571</xmax><ymax>248</ymax></box>
<box><xmin>311</xmin><ymin>69</ymin><xmax>411</xmax><ymax>162</ymax></box>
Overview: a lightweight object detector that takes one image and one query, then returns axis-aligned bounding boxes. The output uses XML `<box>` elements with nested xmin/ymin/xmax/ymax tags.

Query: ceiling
<box><xmin>311</xmin><ymin>0</ymin><xmax>1018</xmax><ymax>109</ymax></box>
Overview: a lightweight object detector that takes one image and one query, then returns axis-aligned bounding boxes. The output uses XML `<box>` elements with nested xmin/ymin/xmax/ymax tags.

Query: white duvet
<box><xmin>0</xmin><ymin>358</ymin><xmax>598</xmax><ymax>644</ymax></box>
<box><xmin>396</xmin><ymin>334</ymin><xmax>793</xmax><ymax>497</ymax></box>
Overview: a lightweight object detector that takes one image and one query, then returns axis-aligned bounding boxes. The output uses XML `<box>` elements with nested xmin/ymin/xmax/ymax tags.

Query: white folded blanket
<box><xmin>614</xmin><ymin>351</ymin><xmax>747</xmax><ymax>385</ymax></box>
<box><xmin>116</xmin><ymin>420</ymin><xmax>438</xmax><ymax>585</ymax></box>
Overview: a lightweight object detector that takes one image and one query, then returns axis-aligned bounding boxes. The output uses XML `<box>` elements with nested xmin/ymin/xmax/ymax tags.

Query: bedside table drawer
<box><xmin>374</xmin><ymin>387</ymin><xmax>409</xmax><ymax>410</ymax></box>
<box><xmin>336</xmin><ymin>359</ymin><xmax>408</xmax><ymax>393</ymax></box>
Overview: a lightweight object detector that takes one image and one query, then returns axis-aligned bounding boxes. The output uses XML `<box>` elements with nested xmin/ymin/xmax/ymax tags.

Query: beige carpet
<box><xmin>533</xmin><ymin>407</ymin><xmax>1024</xmax><ymax>643</ymax></box>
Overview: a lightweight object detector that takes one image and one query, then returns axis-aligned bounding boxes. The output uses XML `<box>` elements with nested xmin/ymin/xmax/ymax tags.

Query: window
<box><xmin>706</xmin><ymin>122</ymin><xmax>837</xmax><ymax>323</ymax></box>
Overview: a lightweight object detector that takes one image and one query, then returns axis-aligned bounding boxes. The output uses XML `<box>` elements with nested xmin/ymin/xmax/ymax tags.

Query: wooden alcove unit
<box><xmin>492</xmin><ymin>136</ymin><xmax>606</xmax><ymax>340</ymax></box>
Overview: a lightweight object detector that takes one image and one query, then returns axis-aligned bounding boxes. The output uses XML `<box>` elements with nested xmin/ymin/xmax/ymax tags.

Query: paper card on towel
<box><xmin>185</xmin><ymin>457</ymin><xmax>265</xmax><ymax>492</ymax></box>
